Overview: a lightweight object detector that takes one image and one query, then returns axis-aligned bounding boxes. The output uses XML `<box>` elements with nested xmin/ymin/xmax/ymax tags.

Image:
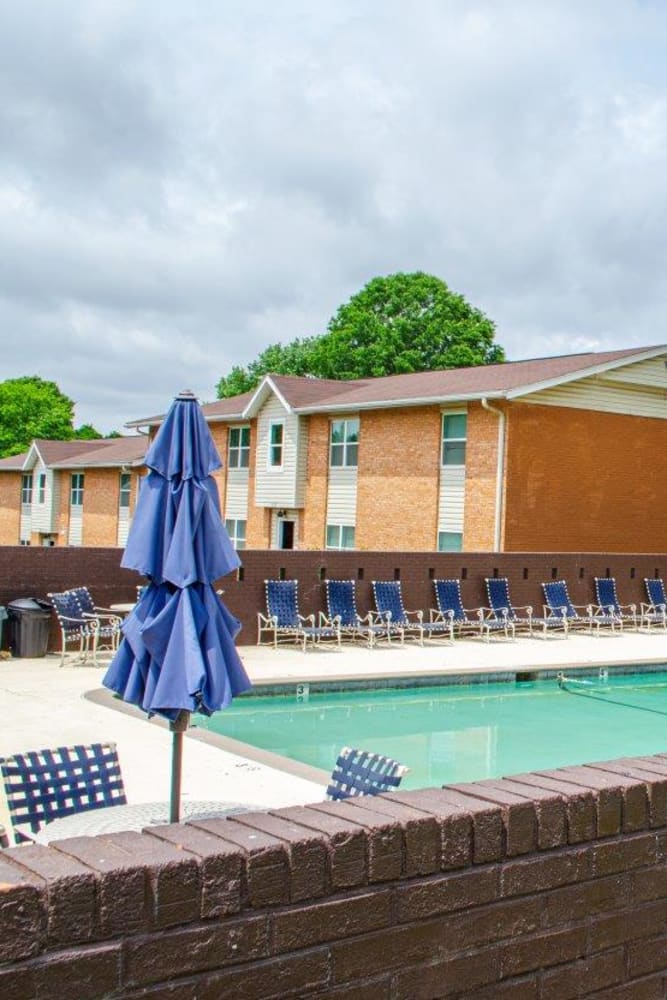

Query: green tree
<box><xmin>216</xmin><ymin>272</ymin><xmax>504</xmax><ymax>397</ymax></box>
<box><xmin>74</xmin><ymin>423</ymin><xmax>103</xmax><ymax>440</ymax></box>
<box><xmin>0</xmin><ymin>376</ymin><xmax>76</xmax><ymax>458</ymax></box>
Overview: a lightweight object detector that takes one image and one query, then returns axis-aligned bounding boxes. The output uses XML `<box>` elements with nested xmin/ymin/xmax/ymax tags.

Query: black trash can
<box><xmin>0</xmin><ymin>605</ymin><xmax>7</xmax><ymax>650</ymax></box>
<box><xmin>7</xmin><ymin>598</ymin><xmax>52</xmax><ymax>658</ymax></box>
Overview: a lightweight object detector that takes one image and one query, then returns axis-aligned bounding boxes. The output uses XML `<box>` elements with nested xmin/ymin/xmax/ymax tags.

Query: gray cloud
<box><xmin>1</xmin><ymin>0</ymin><xmax>666</xmax><ymax>431</ymax></box>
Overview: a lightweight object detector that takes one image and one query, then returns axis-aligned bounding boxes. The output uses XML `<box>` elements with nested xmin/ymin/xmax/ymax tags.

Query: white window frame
<box><xmin>21</xmin><ymin>473</ymin><xmax>33</xmax><ymax>506</ymax></box>
<box><xmin>268</xmin><ymin>421</ymin><xmax>284</xmax><ymax>469</ymax></box>
<box><xmin>37</xmin><ymin>472</ymin><xmax>46</xmax><ymax>504</ymax></box>
<box><xmin>119</xmin><ymin>471</ymin><xmax>132</xmax><ymax>509</ymax></box>
<box><xmin>325</xmin><ymin>523</ymin><xmax>356</xmax><ymax>550</ymax></box>
<box><xmin>329</xmin><ymin>418</ymin><xmax>359</xmax><ymax>468</ymax></box>
<box><xmin>70</xmin><ymin>472</ymin><xmax>85</xmax><ymax>508</ymax></box>
<box><xmin>225</xmin><ymin>518</ymin><xmax>247</xmax><ymax>550</ymax></box>
<box><xmin>441</xmin><ymin>411</ymin><xmax>467</xmax><ymax>467</ymax></box>
<box><xmin>228</xmin><ymin>426</ymin><xmax>250</xmax><ymax>469</ymax></box>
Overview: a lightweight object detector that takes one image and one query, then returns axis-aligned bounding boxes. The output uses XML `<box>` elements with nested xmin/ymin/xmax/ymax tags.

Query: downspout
<box><xmin>481</xmin><ymin>398</ymin><xmax>506</xmax><ymax>553</ymax></box>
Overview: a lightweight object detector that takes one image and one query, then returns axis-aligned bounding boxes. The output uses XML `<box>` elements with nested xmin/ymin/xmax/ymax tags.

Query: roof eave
<box><xmin>242</xmin><ymin>376</ymin><xmax>294</xmax><ymax>419</ymax></box>
<box><xmin>506</xmin><ymin>345</ymin><xmax>667</xmax><ymax>400</ymax></box>
<box><xmin>294</xmin><ymin>390</ymin><xmax>507</xmax><ymax>414</ymax></box>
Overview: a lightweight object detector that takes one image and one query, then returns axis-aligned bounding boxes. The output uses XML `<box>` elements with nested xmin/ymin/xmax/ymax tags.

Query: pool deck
<box><xmin>1</xmin><ymin>629</ymin><xmax>666</xmax><ymax>840</ymax></box>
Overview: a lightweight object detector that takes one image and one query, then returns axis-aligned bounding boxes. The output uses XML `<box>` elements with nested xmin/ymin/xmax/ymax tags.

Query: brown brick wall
<box><xmin>504</xmin><ymin>403</ymin><xmax>667</xmax><ymax>552</ymax></box>
<box><xmin>80</xmin><ymin>469</ymin><xmax>122</xmax><ymax>547</ymax></box>
<box><xmin>357</xmin><ymin>407</ymin><xmax>441</xmax><ymax>551</ymax></box>
<box><xmin>0</xmin><ymin>471</ymin><xmax>20</xmax><ymax>544</ymax></box>
<box><xmin>0</xmin><ymin>546</ymin><xmax>664</xmax><ymax>650</ymax></box>
<box><xmin>463</xmin><ymin>401</ymin><xmax>502</xmax><ymax>551</ymax></box>
<box><xmin>209</xmin><ymin>424</ymin><xmax>228</xmax><ymax>522</ymax></box>
<box><xmin>3</xmin><ymin>759</ymin><xmax>667</xmax><ymax>996</ymax></box>
<box><xmin>245</xmin><ymin>420</ymin><xmax>271</xmax><ymax>549</ymax></box>
<box><xmin>301</xmin><ymin>414</ymin><xmax>329</xmax><ymax>549</ymax></box>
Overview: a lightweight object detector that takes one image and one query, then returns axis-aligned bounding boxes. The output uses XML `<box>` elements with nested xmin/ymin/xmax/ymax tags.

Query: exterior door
<box><xmin>279</xmin><ymin>519</ymin><xmax>295</xmax><ymax>549</ymax></box>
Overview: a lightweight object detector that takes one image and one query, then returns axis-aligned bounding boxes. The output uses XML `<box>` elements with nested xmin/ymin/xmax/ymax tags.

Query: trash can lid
<box><xmin>8</xmin><ymin>597</ymin><xmax>52</xmax><ymax>613</ymax></box>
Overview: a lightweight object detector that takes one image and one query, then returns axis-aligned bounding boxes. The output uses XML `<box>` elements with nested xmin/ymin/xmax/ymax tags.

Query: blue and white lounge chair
<box><xmin>594</xmin><ymin>577</ymin><xmax>636</xmax><ymax>631</ymax></box>
<box><xmin>327</xmin><ymin>747</ymin><xmax>409</xmax><ymax>800</ymax></box>
<box><xmin>48</xmin><ymin>589</ymin><xmax>95</xmax><ymax>666</ymax></box>
<box><xmin>485</xmin><ymin>577</ymin><xmax>567</xmax><ymax>638</ymax></box>
<box><xmin>257</xmin><ymin>579</ymin><xmax>341</xmax><ymax>651</ymax></box>
<box><xmin>432</xmin><ymin>579</ymin><xmax>507</xmax><ymax>641</ymax></box>
<box><xmin>70</xmin><ymin>586</ymin><xmax>123</xmax><ymax>661</ymax></box>
<box><xmin>642</xmin><ymin>578</ymin><xmax>667</xmax><ymax>631</ymax></box>
<box><xmin>541</xmin><ymin>580</ymin><xmax>615</xmax><ymax>634</ymax></box>
<box><xmin>325</xmin><ymin>579</ymin><xmax>389</xmax><ymax>647</ymax></box>
<box><xmin>0</xmin><ymin>742</ymin><xmax>126</xmax><ymax>844</ymax></box>
<box><xmin>372</xmin><ymin>580</ymin><xmax>453</xmax><ymax>645</ymax></box>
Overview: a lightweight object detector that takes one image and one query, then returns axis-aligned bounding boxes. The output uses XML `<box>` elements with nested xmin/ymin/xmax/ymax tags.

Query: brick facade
<box><xmin>3</xmin><ymin>758</ymin><xmax>667</xmax><ymax>996</ymax></box>
<box><xmin>301</xmin><ymin>414</ymin><xmax>329</xmax><ymax>550</ymax></box>
<box><xmin>463</xmin><ymin>401</ymin><xmax>502</xmax><ymax>551</ymax></box>
<box><xmin>504</xmin><ymin>404</ymin><xmax>667</xmax><ymax>552</ymax></box>
<box><xmin>0</xmin><ymin>471</ymin><xmax>20</xmax><ymax>545</ymax></box>
<box><xmin>356</xmin><ymin>406</ymin><xmax>441</xmax><ymax>552</ymax></box>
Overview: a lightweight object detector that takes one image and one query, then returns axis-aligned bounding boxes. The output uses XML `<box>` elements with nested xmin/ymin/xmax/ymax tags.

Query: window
<box><xmin>225</xmin><ymin>518</ymin><xmax>246</xmax><ymax>550</ymax></box>
<box><xmin>330</xmin><ymin>418</ymin><xmax>359</xmax><ymax>467</ymax></box>
<box><xmin>21</xmin><ymin>474</ymin><xmax>32</xmax><ymax>506</ymax></box>
<box><xmin>70</xmin><ymin>473</ymin><xmax>85</xmax><ymax>507</ymax></box>
<box><xmin>119</xmin><ymin>472</ymin><xmax>132</xmax><ymax>509</ymax></box>
<box><xmin>441</xmin><ymin>413</ymin><xmax>467</xmax><ymax>466</ymax></box>
<box><xmin>228</xmin><ymin>426</ymin><xmax>250</xmax><ymax>469</ymax></box>
<box><xmin>438</xmin><ymin>531</ymin><xmax>462</xmax><ymax>552</ymax></box>
<box><xmin>326</xmin><ymin>524</ymin><xmax>356</xmax><ymax>550</ymax></box>
<box><xmin>269</xmin><ymin>422</ymin><xmax>284</xmax><ymax>468</ymax></box>
<box><xmin>38</xmin><ymin>473</ymin><xmax>46</xmax><ymax>504</ymax></box>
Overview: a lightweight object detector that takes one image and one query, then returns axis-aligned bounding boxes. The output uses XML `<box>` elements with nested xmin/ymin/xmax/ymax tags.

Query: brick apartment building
<box><xmin>0</xmin><ymin>437</ymin><xmax>145</xmax><ymax>547</ymax></box>
<box><xmin>1</xmin><ymin>345</ymin><xmax>666</xmax><ymax>552</ymax></box>
<box><xmin>129</xmin><ymin>343</ymin><xmax>667</xmax><ymax>554</ymax></box>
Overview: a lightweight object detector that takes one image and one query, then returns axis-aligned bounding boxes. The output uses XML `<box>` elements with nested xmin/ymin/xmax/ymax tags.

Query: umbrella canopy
<box><xmin>102</xmin><ymin>391</ymin><xmax>251</xmax><ymax>818</ymax></box>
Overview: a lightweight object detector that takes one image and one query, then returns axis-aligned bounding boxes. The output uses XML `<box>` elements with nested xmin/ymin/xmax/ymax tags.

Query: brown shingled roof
<box><xmin>51</xmin><ymin>437</ymin><xmax>146</xmax><ymax>468</ymax></box>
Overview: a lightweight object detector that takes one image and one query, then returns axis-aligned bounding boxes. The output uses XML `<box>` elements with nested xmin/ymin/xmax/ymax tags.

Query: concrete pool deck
<box><xmin>1</xmin><ymin>629</ymin><xmax>666</xmax><ymax>840</ymax></box>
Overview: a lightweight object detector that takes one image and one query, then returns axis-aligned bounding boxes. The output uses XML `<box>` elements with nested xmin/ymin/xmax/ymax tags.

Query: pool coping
<box><xmin>87</xmin><ymin>657</ymin><xmax>667</xmax><ymax>788</ymax></box>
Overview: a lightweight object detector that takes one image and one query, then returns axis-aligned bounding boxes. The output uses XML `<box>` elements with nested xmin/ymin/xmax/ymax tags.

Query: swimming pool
<box><xmin>198</xmin><ymin>670</ymin><xmax>667</xmax><ymax>789</ymax></box>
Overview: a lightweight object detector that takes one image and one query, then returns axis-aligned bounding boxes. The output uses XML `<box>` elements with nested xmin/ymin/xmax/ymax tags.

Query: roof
<box><xmin>126</xmin><ymin>344</ymin><xmax>667</xmax><ymax>427</ymax></box>
<box><xmin>0</xmin><ymin>437</ymin><xmax>146</xmax><ymax>472</ymax></box>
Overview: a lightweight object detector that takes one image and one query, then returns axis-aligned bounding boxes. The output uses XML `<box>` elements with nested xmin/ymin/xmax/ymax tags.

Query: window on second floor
<box><xmin>119</xmin><ymin>472</ymin><xmax>132</xmax><ymax>509</ymax></box>
<box><xmin>269</xmin><ymin>422</ymin><xmax>284</xmax><ymax>468</ymax></box>
<box><xmin>326</xmin><ymin>523</ymin><xmax>356</xmax><ymax>550</ymax></box>
<box><xmin>441</xmin><ymin>413</ymin><xmax>467</xmax><ymax>466</ymax></box>
<box><xmin>437</xmin><ymin>530</ymin><xmax>462</xmax><ymax>552</ymax></box>
<box><xmin>70</xmin><ymin>473</ymin><xmax>85</xmax><ymax>507</ymax></box>
<box><xmin>225</xmin><ymin>518</ymin><xmax>246</xmax><ymax>550</ymax></box>
<box><xmin>38</xmin><ymin>472</ymin><xmax>46</xmax><ymax>504</ymax></box>
<box><xmin>21</xmin><ymin>474</ymin><xmax>33</xmax><ymax>506</ymax></box>
<box><xmin>330</xmin><ymin>418</ymin><xmax>359</xmax><ymax>468</ymax></box>
<box><xmin>228</xmin><ymin>426</ymin><xmax>250</xmax><ymax>469</ymax></box>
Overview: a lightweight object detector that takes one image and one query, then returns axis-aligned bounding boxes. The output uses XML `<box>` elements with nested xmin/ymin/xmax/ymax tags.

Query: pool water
<box><xmin>199</xmin><ymin>671</ymin><xmax>667</xmax><ymax>789</ymax></box>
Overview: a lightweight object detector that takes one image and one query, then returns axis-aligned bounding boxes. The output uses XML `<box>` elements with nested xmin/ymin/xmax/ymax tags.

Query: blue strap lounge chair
<box><xmin>257</xmin><ymin>579</ymin><xmax>341</xmax><ymax>651</ymax></box>
<box><xmin>325</xmin><ymin>579</ymin><xmax>389</xmax><ymax>648</ymax></box>
<box><xmin>0</xmin><ymin>742</ymin><xmax>126</xmax><ymax>844</ymax></box>
<box><xmin>326</xmin><ymin>747</ymin><xmax>409</xmax><ymax>801</ymax></box>
<box><xmin>642</xmin><ymin>578</ymin><xmax>667</xmax><ymax>631</ymax></box>
<box><xmin>48</xmin><ymin>589</ymin><xmax>95</xmax><ymax>666</ymax></box>
<box><xmin>70</xmin><ymin>586</ymin><xmax>123</xmax><ymax>662</ymax></box>
<box><xmin>372</xmin><ymin>580</ymin><xmax>453</xmax><ymax>645</ymax></box>
<box><xmin>594</xmin><ymin>577</ymin><xmax>636</xmax><ymax>631</ymax></box>
<box><xmin>542</xmin><ymin>580</ymin><xmax>617</xmax><ymax>634</ymax></box>
<box><xmin>485</xmin><ymin>577</ymin><xmax>567</xmax><ymax>638</ymax></box>
<box><xmin>432</xmin><ymin>579</ymin><xmax>510</xmax><ymax>641</ymax></box>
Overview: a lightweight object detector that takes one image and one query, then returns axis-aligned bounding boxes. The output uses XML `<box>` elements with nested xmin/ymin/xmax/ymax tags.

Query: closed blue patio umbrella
<box><xmin>103</xmin><ymin>390</ymin><xmax>251</xmax><ymax>822</ymax></box>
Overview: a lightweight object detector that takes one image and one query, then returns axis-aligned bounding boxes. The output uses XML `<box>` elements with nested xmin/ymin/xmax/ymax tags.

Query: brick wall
<box><xmin>3</xmin><ymin>757</ymin><xmax>667</xmax><ymax>996</ymax></box>
<box><xmin>0</xmin><ymin>546</ymin><xmax>664</xmax><ymax>650</ymax></box>
<box><xmin>357</xmin><ymin>406</ymin><xmax>441</xmax><ymax>551</ymax></box>
<box><xmin>504</xmin><ymin>403</ymin><xmax>667</xmax><ymax>552</ymax></box>
<box><xmin>80</xmin><ymin>469</ymin><xmax>122</xmax><ymax>547</ymax></box>
<box><xmin>0</xmin><ymin>471</ymin><xmax>20</xmax><ymax>544</ymax></box>
<box><xmin>301</xmin><ymin>414</ymin><xmax>329</xmax><ymax>550</ymax></box>
<box><xmin>464</xmin><ymin>401</ymin><xmax>502</xmax><ymax>551</ymax></box>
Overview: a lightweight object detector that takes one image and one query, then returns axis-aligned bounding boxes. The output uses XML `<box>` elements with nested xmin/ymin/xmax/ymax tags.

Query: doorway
<box><xmin>278</xmin><ymin>519</ymin><xmax>295</xmax><ymax>550</ymax></box>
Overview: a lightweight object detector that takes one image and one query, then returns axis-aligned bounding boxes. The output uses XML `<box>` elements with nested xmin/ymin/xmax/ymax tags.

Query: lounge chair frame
<box><xmin>593</xmin><ymin>577</ymin><xmax>636</xmax><ymax>631</ymax></box>
<box><xmin>257</xmin><ymin>579</ymin><xmax>341</xmax><ymax>652</ymax></box>
<box><xmin>485</xmin><ymin>577</ymin><xmax>567</xmax><ymax>639</ymax></box>
<box><xmin>641</xmin><ymin>578</ymin><xmax>667</xmax><ymax>631</ymax></box>
<box><xmin>372</xmin><ymin>580</ymin><xmax>453</xmax><ymax>645</ymax></box>
<box><xmin>325</xmin><ymin>579</ymin><xmax>390</xmax><ymax>648</ymax></box>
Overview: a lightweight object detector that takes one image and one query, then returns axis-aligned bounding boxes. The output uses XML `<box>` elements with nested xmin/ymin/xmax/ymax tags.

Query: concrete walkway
<box><xmin>1</xmin><ymin>630</ymin><xmax>666</xmax><ymax>840</ymax></box>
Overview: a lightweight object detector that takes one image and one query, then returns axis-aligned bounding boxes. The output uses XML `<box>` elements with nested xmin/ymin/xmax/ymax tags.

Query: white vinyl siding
<box><xmin>602</xmin><ymin>357</ymin><xmax>667</xmax><ymax>390</ymax></box>
<box><xmin>254</xmin><ymin>396</ymin><xmax>304</xmax><ymax>507</ymax></box>
<box><xmin>68</xmin><ymin>473</ymin><xmax>84</xmax><ymax>546</ymax></box>
<box><xmin>438</xmin><ymin>408</ymin><xmax>467</xmax><ymax>548</ymax></box>
<box><xmin>225</xmin><ymin>469</ymin><xmax>249</xmax><ymax>519</ymax></box>
<box><xmin>520</xmin><ymin>372</ymin><xmax>667</xmax><ymax>419</ymax></box>
<box><xmin>326</xmin><ymin>467</ymin><xmax>358</xmax><ymax>526</ymax></box>
<box><xmin>117</xmin><ymin>507</ymin><xmax>131</xmax><ymax>547</ymax></box>
<box><xmin>32</xmin><ymin>468</ymin><xmax>59</xmax><ymax>533</ymax></box>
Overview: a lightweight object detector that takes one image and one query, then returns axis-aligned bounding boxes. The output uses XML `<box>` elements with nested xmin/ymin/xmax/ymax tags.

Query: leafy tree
<box><xmin>216</xmin><ymin>272</ymin><xmax>503</xmax><ymax>397</ymax></box>
<box><xmin>0</xmin><ymin>376</ymin><xmax>76</xmax><ymax>458</ymax></box>
<box><xmin>74</xmin><ymin>423</ymin><xmax>103</xmax><ymax>440</ymax></box>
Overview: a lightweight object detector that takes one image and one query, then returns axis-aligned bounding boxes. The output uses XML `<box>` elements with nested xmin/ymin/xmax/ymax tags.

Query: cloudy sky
<box><xmin>1</xmin><ymin>1</ymin><xmax>666</xmax><ymax>432</ymax></box>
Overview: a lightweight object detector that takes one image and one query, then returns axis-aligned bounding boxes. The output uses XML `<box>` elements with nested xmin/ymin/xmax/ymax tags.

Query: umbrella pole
<box><xmin>169</xmin><ymin>710</ymin><xmax>191</xmax><ymax>824</ymax></box>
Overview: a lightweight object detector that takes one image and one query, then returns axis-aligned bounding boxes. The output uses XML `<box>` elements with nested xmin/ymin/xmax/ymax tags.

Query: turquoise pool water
<box><xmin>199</xmin><ymin>671</ymin><xmax>667</xmax><ymax>789</ymax></box>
